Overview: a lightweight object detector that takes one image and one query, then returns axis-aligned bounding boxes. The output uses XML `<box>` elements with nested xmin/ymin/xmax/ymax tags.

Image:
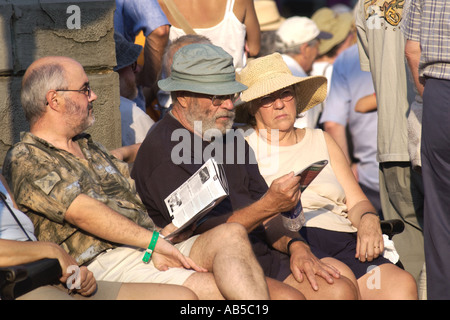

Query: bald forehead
<box><xmin>24</xmin><ymin>56</ymin><xmax>85</xmax><ymax>81</ymax></box>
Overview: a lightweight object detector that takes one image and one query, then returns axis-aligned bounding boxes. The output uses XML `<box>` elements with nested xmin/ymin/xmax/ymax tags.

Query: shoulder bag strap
<box><xmin>163</xmin><ymin>0</ymin><xmax>196</xmax><ymax>35</ymax></box>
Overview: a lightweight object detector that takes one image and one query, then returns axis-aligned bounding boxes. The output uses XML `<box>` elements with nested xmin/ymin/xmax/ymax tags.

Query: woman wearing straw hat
<box><xmin>236</xmin><ymin>52</ymin><xmax>418</xmax><ymax>300</ymax></box>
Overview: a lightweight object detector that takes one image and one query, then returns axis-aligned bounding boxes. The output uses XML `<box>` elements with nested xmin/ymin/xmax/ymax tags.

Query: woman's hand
<box><xmin>49</xmin><ymin>242</ymin><xmax>97</xmax><ymax>296</ymax></box>
<box><xmin>355</xmin><ymin>214</ymin><xmax>384</xmax><ymax>262</ymax></box>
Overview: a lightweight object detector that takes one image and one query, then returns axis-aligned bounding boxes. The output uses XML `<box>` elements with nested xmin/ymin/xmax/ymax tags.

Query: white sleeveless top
<box><xmin>245</xmin><ymin>127</ymin><xmax>357</xmax><ymax>233</ymax></box>
<box><xmin>169</xmin><ymin>0</ymin><xmax>247</xmax><ymax>71</ymax></box>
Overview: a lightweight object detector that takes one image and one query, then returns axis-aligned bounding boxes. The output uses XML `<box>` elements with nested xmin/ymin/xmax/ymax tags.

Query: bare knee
<box><xmin>284</xmin><ymin>274</ymin><xmax>359</xmax><ymax>300</ymax></box>
<box><xmin>183</xmin><ymin>272</ymin><xmax>225</xmax><ymax>300</ymax></box>
<box><xmin>266</xmin><ymin>277</ymin><xmax>306</xmax><ymax>300</ymax></box>
<box><xmin>358</xmin><ymin>264</ymin><xmax>418</xmax><ymax>300</ymax></box>
<box><xmin>205</xmin><ymin>222</ymin><xmax>250</xmax><ymax>250</ymax></box>
<box><xmin>385</xmin><ymin>265</ymin><xmax>418</xmax><ymax>299</ymax></box>
<box><xmin>330</xmin><ymin>276</ymin><xmax>360</xmax><ymax>300</ymax></box>
<box><xmin>215</xmin><ymin>222</ymin><xmax>248</xmax><ymax>240</ymax></box>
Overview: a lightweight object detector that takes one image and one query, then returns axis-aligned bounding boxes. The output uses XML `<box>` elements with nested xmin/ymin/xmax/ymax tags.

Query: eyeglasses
<box><xmin>56</xmin><ymin>83</ymin><xmax>91</xmax><ymax>99</ymax></box>
<box><xmin>259</xmin><ymin>87</ymin><xmax>295</xmax><ymax>108</ymax></box>
<box><xmin>209</xmin><ymin>94</ymin><xmax>239</xmax><ymax>107</ymax></box>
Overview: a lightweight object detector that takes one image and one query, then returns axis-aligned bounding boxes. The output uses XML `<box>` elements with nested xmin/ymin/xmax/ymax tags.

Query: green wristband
<box><xmin>142</xmin><ymin>231</ymin><xmax>159</xmax><ymax>264</ymax></box>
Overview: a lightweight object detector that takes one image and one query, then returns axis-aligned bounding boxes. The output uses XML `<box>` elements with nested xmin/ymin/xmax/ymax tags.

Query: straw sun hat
<box><xmin>235</xmin><ymin>52</ymin><xmax>327</xmax><ymax>124</ymax></box>
<box><xmin>254</xmin><ymin>0</ymin><xmax>285</xmax><ymax>31</ymax></box>
<box><xmin>312</xmin><ymin>8</ymin><xmax>354</xmax><ymax>56</ymax></box>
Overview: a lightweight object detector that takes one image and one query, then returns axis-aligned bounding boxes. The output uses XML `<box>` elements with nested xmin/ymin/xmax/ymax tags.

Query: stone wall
<box><xmin>0</xmin><ymin>0</ymin><xmax>121</xmax><ymax>167</ymax></box>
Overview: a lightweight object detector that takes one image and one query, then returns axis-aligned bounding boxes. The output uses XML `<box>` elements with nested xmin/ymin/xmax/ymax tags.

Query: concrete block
<box><xmin>0</xmin><ymin>76</ymin><xmax>28</xmax><ymax>143</ymax></box>
<box><xmin>85</xmin><ymin>71</ymin><xmax>122</xmax><ymax>151</ymax></box>
<box><xmin>0</xmin><ymin>3</ymin><xmax>13</xmax><ymax>74</ymax></box>
<box><xmin>11</xmin><ymin>0</ymin><xmax>116</xmax><ymax>73</ymax></box>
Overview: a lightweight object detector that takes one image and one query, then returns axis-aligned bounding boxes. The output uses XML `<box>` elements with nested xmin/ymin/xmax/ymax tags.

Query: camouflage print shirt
<box><xmin>2</xmin><ymin>132</ymin><xmax>156</xmax><ymax>265</ymax></box>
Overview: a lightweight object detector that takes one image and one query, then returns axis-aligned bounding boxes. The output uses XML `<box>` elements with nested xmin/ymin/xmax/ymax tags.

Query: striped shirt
<box><xmin>402</xmin><ymin>0</ymin><xmax>450</xmax><ymax>80</ymax></box>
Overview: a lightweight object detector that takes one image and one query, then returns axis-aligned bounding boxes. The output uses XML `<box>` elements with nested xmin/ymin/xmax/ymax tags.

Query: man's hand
<box><xmin>289</xmin><ymin>241</ymin><xmax>341</xmax><ymax>291</ymax></box>
<box><xmin>264</xmin><ymin>172</ymin><xmax>301</xmax><ymax>213</ymax></box>
<box><xmin>160</xmin><ymin>222</ymin><xmax>195</xmax><ymax>243</ymax></box>
<box><xmin>152</xmin><ymin>237</ymin><xmax>207</xmax><ymax>273</ymax></box>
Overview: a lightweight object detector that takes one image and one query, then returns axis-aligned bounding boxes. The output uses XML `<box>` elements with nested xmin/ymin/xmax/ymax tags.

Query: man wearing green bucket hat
<box><xmin>132</xmin><ymin>43</ymin><xmax>359</xmax><ymax>299</ymax></box>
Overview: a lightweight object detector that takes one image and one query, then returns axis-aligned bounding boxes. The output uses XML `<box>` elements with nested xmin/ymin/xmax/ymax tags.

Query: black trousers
<box><xmin>422</xmin><ymin>77</ymin><xmax>450</xmax><ymax>300</ymax></box>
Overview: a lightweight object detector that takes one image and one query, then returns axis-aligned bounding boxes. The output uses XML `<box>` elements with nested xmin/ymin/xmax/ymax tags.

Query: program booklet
<box><xmin>294</xmin><ymin>159</ymin><xmax>328</xmax><ymax>192</ymax></box>
<box><xmin>164</xmin><ymin>157</ymin><xmax>229</xmax><ymax>238</ymax></box>
<box><xmin>283</xmin><ymin>159</ymin><xmax>329</xmax><ymax>230</ymax></box>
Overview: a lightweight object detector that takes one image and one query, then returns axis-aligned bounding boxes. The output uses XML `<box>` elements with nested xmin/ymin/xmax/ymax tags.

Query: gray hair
<box><xmin>162</xmin><ymin>34</ymin><xmax>212</xmax><ymax>78</ymax></box>
<box><xmin>275</xmin><ymin>36</ymin><xmax>319</xmax><ymax>55</ymax></box>
<box><xmin>21</xmin><ymin>63</ymin><xmax>68</xmax><ymax>125</ymax></box>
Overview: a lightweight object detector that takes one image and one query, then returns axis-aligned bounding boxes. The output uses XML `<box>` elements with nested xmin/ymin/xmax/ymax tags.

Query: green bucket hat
<box><xmin>158</xmin><ymin>43</ymin><xmax>247</xmax><ymax>95</ymax></box>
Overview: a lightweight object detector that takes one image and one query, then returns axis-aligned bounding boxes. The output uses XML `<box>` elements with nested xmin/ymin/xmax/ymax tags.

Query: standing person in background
<box><xmin>114</xmin><ymin>32</ymin><xmax>155</xmax><ymax>147</ymax></box>
<box><xmin>254</xmin><ymin>0</ymin><xmax>285</xmax><ymax>58</ymax></box>
<box><xmin>301</xmin><ymin>6</ymin><xmax>355</xmax><ymax>129</ymax></box>
<box><xmin>158</xmin><ymin>0</ymin><xmax>261</xmax><ymax>72</ymax></box>
<box><xmin>319</xmin><ymin>44</ymin><xmax>381</xmax><ymax>217</ymax></box>
<box><xmin>402</xmin><ymin>0</ymin><xmax>450</xmax><ymax>300</ymax></box>
<box><xmin>355</xmin><ymin>0</ymin><xmax>425</xmax><ymax>298</ymax></box>
<box><xmin>115</xmin><ymin>0</ymin><xmax>170</xmax><ymax>119</ymax></box>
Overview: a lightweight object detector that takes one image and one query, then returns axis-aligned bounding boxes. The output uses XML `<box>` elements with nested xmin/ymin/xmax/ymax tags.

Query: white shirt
<box><xmin>120</xmin><ymin>96</ymin><xmax>155</xmax><ymax>146</ymax></box>
<box><xmin>0</xmin><ymin>181</ymin><xmax>37</xmax><ymax>241</ymax></box>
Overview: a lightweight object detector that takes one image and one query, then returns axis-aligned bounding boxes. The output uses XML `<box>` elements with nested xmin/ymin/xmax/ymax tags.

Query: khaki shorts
<box><xmin>87</xmin><ymin>235</ymin><xmax>199</xmax><ymax>285</ymax></box>
<box><xmin>17</xmin><ymin>281</ymin><xmax>122</xmax><ymax>300</ymax></box>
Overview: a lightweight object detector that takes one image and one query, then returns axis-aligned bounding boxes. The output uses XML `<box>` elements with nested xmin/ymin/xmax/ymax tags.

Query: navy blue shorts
<box><xmin>299</xmin><ymin>227</ymin><xmax>392</xmax><ymax>279</ymax></box>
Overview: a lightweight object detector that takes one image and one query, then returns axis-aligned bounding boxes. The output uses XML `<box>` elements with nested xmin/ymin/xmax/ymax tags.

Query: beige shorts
<box><xmin>17</xmin><ymin>281</ymin><xmax>122</xmax><ymax>300</ymax></box>
<box><xmin>87</xmin><ymin>235</ymin><xmax>199</xmax><ymax>285</ymax></box>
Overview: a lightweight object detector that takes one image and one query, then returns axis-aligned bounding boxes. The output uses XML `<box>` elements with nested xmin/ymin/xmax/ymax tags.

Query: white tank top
<box><xmin>169</xmin><ymin>0</ymin><xmax>247</xmax><ymax>71</ymax></box>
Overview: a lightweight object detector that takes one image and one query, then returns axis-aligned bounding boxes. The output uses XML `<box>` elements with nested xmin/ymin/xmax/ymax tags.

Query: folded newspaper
<box><xmin>164</xmin><ymin>158</ymin><xmax>229</xmax><ymax>238</ymax></box>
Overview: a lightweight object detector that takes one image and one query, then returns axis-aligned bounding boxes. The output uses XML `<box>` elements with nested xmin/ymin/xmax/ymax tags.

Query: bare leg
<box><xmin>116</xmin><ymin>283</ymin><xmax>198</xmax><ymax>300</ymax></box>
<box><xmin>186</xmin><ymin>223</ymin><xmax>270</xmax><ymax>300</ymax></box>
<box><xmin>358</xmin><ymin>263</ymin><xmax>417</xmax><ymax>300</ymax></box>
<box><xmin>266</xmin><ymin>277</ymin><xmax>306</xmax><ymax>300</ymax></box>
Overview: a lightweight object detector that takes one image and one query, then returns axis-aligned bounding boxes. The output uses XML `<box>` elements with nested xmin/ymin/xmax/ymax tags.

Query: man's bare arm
<box><xmin>226</xmin><ymin>172</ymin><xmax>301</xmax><ymax>232</ymax></box>
<box><xmin>405</xmin><ymin>39</ymin><xmax>424</xmax><ymax>96</ymax></box>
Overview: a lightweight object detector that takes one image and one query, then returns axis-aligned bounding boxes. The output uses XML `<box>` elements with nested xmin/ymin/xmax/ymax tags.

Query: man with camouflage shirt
<box><xmin>1</xmin><ymin>56</ymin><xmax>286</xmax><ymax>300</ymax></box>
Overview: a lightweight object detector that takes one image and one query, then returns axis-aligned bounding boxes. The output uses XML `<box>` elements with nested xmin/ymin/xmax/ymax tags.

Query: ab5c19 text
<box><xmin>180</xmin><ymin>304</ymin><xmax>269</xmax><ymax>317</ymax></box>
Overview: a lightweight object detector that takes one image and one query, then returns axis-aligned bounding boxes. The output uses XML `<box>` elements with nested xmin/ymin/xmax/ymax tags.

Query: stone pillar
<box><xmin>0</xmin><ymin>0</ymin><xmax>120</xmax><ymax>167</ymax></box>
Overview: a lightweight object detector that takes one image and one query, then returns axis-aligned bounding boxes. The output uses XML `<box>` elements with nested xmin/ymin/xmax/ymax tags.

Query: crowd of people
<box><xmin>0</xmin><ymin>0</ymin><xmax>447</xmax><ymax>300</ymax></box>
